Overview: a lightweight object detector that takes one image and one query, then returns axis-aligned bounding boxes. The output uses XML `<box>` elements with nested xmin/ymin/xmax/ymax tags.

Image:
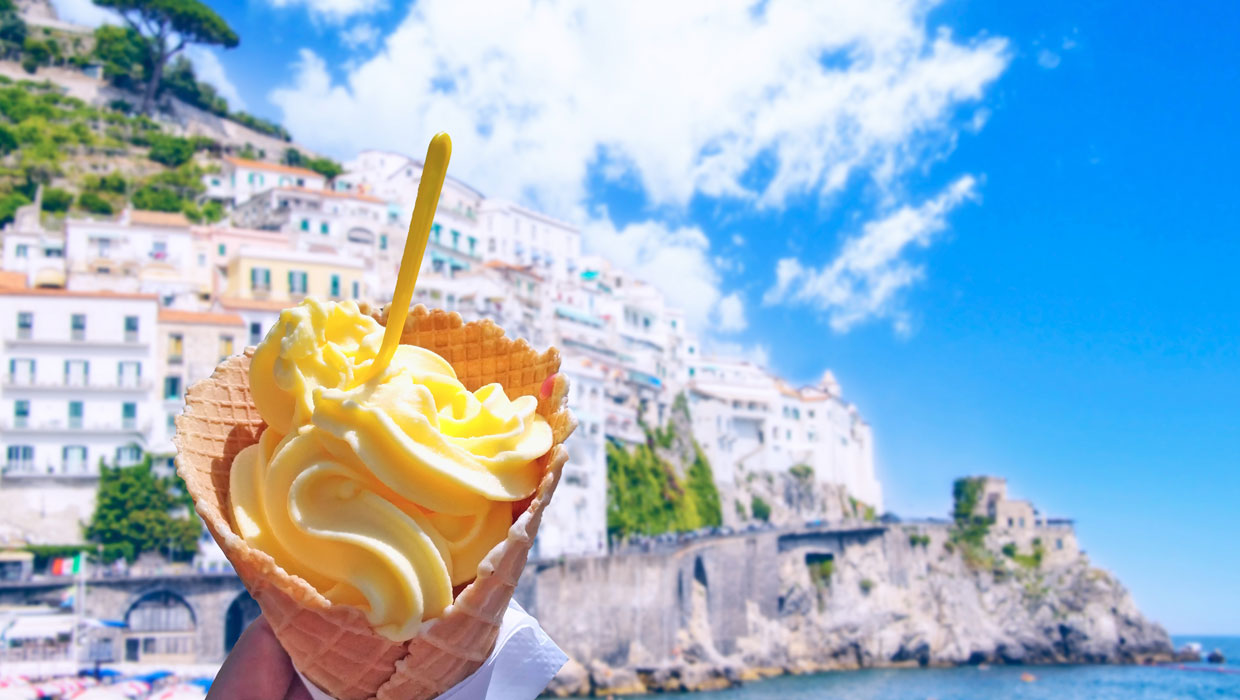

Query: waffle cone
<box><xmin>175</xmin><ymin>305</ymin><xmax>575</xmax><ymax>700</ymax></box>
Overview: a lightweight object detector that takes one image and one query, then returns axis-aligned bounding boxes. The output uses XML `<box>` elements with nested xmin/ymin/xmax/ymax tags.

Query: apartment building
<box><xmin>64</xmin><ymin>211</ymin><xmax>210</xmax><ymax>309</ymax></box>
<box><xmin>0</xmin><ymin>202</ymin><xmax>66</xmax><ymax>289</ymax></box>
<box><xmin>154</xmin><ymin>309</ymin><xmax>246</xmax><ymax>459</ymax></box>
<box><xmin>203</xmin><ymin>157</ymin><xmax>326</xmax><ymax>207</ymax></box>
<box><xmin>0</xmin><ymin>287</ymin><xmax>160</xmax><ymax>477</ymax></box>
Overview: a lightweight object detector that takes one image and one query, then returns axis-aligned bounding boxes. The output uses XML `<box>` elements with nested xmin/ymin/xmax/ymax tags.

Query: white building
<box><xmin>0</xmin><ymin>287</ymin><xmax>161</xmax><ymax>478</ymax></box>
<box><xmin>0</xmin><ymin>202</ymin><xmax>66</xmax><ymax>289</ymax></box>
<box><xmin>686</xmin><ymin>358</ymin><xmax>883</xmax><ymax>511</ymax></box>
<box><xmin>537</xmin><ymin>355</ymin><xmax>608</xmax><ymax>558</ymax></box>
<box><xmin>64</xmin><ymin>211</ymin><xmax>209</xmax><ymax>309</ymax></box>
<box><xmin>203</xmin><ymin>156</ymin><xmax>326</xmax><ymax>207</ymax></box>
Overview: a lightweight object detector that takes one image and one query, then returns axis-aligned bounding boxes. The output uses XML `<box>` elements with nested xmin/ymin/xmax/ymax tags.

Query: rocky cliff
<box><xmin>523</xmin><ymin>522</ymin><xmax>1172</xmax><ymax>696</ymax></box>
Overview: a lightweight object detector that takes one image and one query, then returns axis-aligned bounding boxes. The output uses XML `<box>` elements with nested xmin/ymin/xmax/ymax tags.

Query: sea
<box><xmin>688</xmin><ymin>637</ymin><xmax>1240</xmax><ymax>700</ymax></box>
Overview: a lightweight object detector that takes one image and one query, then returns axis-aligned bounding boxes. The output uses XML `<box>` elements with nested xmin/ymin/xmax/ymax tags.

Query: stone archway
<box><xmin>123</xmin><ymin>590</ymin><xmax>197</xmax><ymax>663</ymax></box>
<box><xmin>224</xmin><ymin>590</ymin><xmax>261</xmax><ymax>652</ymax></box>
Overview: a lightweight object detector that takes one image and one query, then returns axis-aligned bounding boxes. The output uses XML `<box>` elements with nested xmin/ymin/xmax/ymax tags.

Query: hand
<box><xmin>207</xmin><ymin>617</ymin><xmax>314</xmax><ymax>700</ymax></box>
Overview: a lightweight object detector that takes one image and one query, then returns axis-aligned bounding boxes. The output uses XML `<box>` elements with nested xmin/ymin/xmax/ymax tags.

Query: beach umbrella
<box><xmin>149</xmin><ymin>685</ymin><xmax>205</xmax><ymax>700</ymax></box>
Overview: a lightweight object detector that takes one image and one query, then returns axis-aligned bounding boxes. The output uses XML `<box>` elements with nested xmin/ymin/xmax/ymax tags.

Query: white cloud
<box><xmin>270</xmin><ymin>0</ymin><xmax>1008</xmax><ymax>218</ymax></box>
<box><xmin>582</xmin><ymin>218</ymin><xmax>727</xmax><ymax>331</ymax></box>
<box><xmin>49</xmin><ymin>0</ymin><xmax>118</xmax><ymax>27</ymax></box>
<box><xmin>340</xmin><ymin>22</ymin><xmax>380</xmax><ymax>50</ymax></box>
<box><xmin>706</xmin><ymin>341</ymin><xmax>771</xmax><ymax>369</ymax></box>
<box><xmin>185</xmin><ymin>47</ymin><xmax>246</xmax><ymax>112</ymax></box>
<box><xmin>731</xmin><ymin>233</ymin><xmax>745</xmax><ymax>247</ymax></box>
<box><xmin>763</xmin><ymin>175</ymin><xmax>977</xmax><ymax>332</ymax></box>
<box><xmin>1037</xmin><ymin>49</ymin><xmax>1061</xmax><ymax>69</ymax></box>
<box><xmin>267</xmin><ymin>0</ymin><xmax>384</xmax><ymax>23</ymax></box>
<box><xmin>715</xmin><ymin>292</ymin><xmax>747</xmax><ymax>332</ymax></box>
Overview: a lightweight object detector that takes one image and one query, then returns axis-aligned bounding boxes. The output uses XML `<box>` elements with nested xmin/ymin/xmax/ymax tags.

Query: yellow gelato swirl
<box><xmin>231</xmin><ymin>298</ymin><xmax>551</xmax><ymax>640</ymax></box>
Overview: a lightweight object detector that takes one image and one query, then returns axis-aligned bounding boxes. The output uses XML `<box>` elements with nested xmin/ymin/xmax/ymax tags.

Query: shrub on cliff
<box><xmin>751</xmin><ymin>495</ymin><xmax>771</xmax><ymax>522</ymax></box>
<box><xmin>605</xmin><ymin>408</ymin><xmax>722</xmax><ymax>539</ymax></box>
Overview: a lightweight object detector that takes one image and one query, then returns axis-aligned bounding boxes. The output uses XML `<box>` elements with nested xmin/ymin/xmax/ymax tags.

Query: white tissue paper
<box><xmin>297</xmin><ymin>600</ymin><xmax>568</xmax><ymax>700</ymax></box>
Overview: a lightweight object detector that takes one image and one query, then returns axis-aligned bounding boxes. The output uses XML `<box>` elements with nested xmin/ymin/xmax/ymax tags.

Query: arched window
<box><xmin>224</xmin><ymin>591</ymin><xmax>261</xmax><ymax>652</ymax></box>
<box><xmin>123</xmin><ymin>590</ymin><xmax>196</xmax><ymax>662</ymax></box>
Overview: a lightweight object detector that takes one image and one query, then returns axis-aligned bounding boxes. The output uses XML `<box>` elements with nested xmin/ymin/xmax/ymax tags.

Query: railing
<box><xmin>2</xmin><ymin>377</ymin><xmax>152</xmax><ymax>391</ymax></box>
<box><xmin>0</xmin><ymin>419</ymin><xmax>151</xmax><ymax>433</ymax></box>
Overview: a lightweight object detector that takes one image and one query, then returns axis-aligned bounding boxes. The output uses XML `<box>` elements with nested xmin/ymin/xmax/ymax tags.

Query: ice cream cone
<box><xmin>175</xmin><ymin>305</ymin><xmax>575</xmax><ymax>700</ymax></box>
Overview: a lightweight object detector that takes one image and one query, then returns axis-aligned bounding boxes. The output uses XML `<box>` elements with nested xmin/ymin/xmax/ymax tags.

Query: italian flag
<box><xmin>51</xmin><ymin>553</ymin><xmax>82</xmax><ymax>576</ymax></box>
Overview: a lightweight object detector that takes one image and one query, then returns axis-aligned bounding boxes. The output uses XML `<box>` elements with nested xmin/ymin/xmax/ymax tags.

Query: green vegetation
<box><xmin>1003</xmin><ymin>539</ymin><xmax>1045</xmax><ymax>570</ymax></box>
<box><xmin>859</xmin><ymin>578</ymin><xmax>875</xmax><ymax>595</ymax></box>
<box><xmin>606</xmin><ymin>399</ymin><xmax>722</xmax><ymax>539</ymax></box>
<box><xmin>40</xmin><ymin>186</ymin><xmax>71</xmax><ymax>211</ymax></box>
<box><xmin>908</xmin><ymin>532</ymin><xmax>931</xmax><ymax>548</ymax></box>
<box><xmin>78</xmin><ymin>190</ymin><xmax>112</xmax><ymax>214</ymax></box>
<box><xmin>848</xmin><ymin>495</ymin><xmax>876</xmax><ymax>521</ymax></box>
<box><xmin>949</xmin><ymin>477</ymin><xmax>994</xmax><ymax>568</ymax></box>
<box><xmin>750</xmin><ymin>495</ymin><xmax>771</xmax><ymax>522</ymax></box>
<box><xmin>23</xmin><ymin>544</ymin><xmax>86</xmax><ymax>573</ymax></box>
<box><xmin>84</xmin><ymin>455</ymin><xmax>200</xmax><ymax>564</ymax></box>
<box><xmin>93</xmin><ymin>0</ymin><xmax>238</xmax><ymax>115</ymax></box>
<box><xmin>807</xmin><ymin>556</ymin><xmax>834</xmax><ymax>588</ymax></box>
<box><xmin>789</xmin><ymin>464</ymin><xmax>813</xmax><ymax>482</ymax></box>
<box><xmin>147</xmin><ymin>133</ymin><xmax>194</xmax><ymax>166</ymax></box>
<box><xmin>734</xmin><ymin>499</ymin><xmax>746</xmax><ymax>520</ymax></box>
<box><xmin>281</xmin><ymin>147</ymin><xmax>342</xmax><ymax>178</ymax></box>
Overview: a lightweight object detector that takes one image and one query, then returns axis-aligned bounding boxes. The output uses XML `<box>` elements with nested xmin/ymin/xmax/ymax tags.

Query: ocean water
<box><xmin>688</xmin><ymin>636</ymin><xmax>1239</xmax><ymax>700</ymax></box>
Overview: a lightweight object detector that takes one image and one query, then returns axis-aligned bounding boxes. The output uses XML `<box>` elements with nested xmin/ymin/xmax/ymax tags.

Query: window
<box><xmin>151</xmin><ymin>241</ymin><xmax>167</xmax><ymax>260</ymax></box>
<box><xmin>218</xmin><ymin>334</ymin><xmax>234</xmax><ymax>360</ymax></box>
<box><xmin>320</xmin><ymin>222</ymin><xmax>329</xmax><ymax>235</ymax></box>
<box><xmin>122</xmin><ymin>402</ymin><xmax>137</xmax><ymax>429</ymax></box>
<box><xmin>15</xmin><ymin>244</ymin><xmax>28</xmax><ymax>257</ymax></box>
<box><xmin>116</xmin><ymin>444</ymin><xmax>141</xmax><ymax>466</ymax></box>
<box><xmin>217</xmin><ymin>243</ymin><xmax>226</xmax><ymax>256</ymax></box>
<box><xmin>124</xmin><ymin>316</ymin><xmax>139</xmax><ymax>342</ymax></box>
<box><xmin>9</xmin><ymin>358</ymin><xmax>34</xmax><ymax>384</ymax></box>
<box><xmin>64</xmin><ymin>360</ymin><xmax>89</xmax><ymax>387</ymax></box>
<box><xmin>468</xmin><ymin>236</ymin><xmax>476</xmax><ymax>255</ymax></box>
<box><xmin>488</xmin><ymin>238</ymin><xmax>497</xmax><ymax>253</ymax></box>
<box><xmin>17</xmin><ymin>311</ymin><xmax>32</xmax><ymax>339</ymax></box>
<box><xmin>168</xmin><ymin>334</ymin><xmax>184</xmax><ymax>364</ymax></box>
<box><xmin>1018</xmin><ymin>517</ymin><xmax>1025</xmax><ymax>528</ymax></box>
<box><xmin>300</xmin><ymin>219</ymin><xmax>309</xmax><ymax>231</ymax></box>
<box><xmin>351</xmin><ymin>281</ymin><xmax>359</xmax><ymax>298</ymax></box>
<box><xmin>164</xmin><ymin>376</ymin><xmax>182</xmax><ymax>400</ymax></box>
<box><xmin>167</xmin><ymin>412</ymin><xmax>176</xmax><ymax>432</ymax></box>
<box><xmin>68</xmin><ymin>401</ymin><xmax>83</xmax><ymax>429</ymax></box>
<box><xmin>6</xmin><ymin>445</ymin><xmax>33</xmax><ymax>470</ymax></box>
<box><xmin>1056</xmin><ymin>538</ymin><xmax>1064</xmax><ymax>550</ymax></box>
<box><xmin>379</xmin><ymin>234</ymin><xmax>387</xmax><ymax>250</ymax></box>
<box><xmin>451</xmin><ymin>229</ymin><xmax>460</xmax><ymax>249</ymax></box>
<box><xmin>70</xmin><ymin>314</ymin><xmax>86</xmax><ymax>341</ymax></box>
<box><xmin>250</xmin><ymin>267</ymin><xmax>271</xmax><ymax>292</ymax></box>
<box><xmin>197</xmin><ymin>254</ymin><xmax>206</xmax><ymax>266</ymax></box>
<box><xmin>330</xmin><ymin>274</ymin><xmax>341</xmax><ymax>298</ymax></box>
<box><xmin>118</xmin><ymin>361</ymin><xmax>140</xmax><ymax>387</ymax></box>
<box><xmin>14</xmin><ymin>399</ymin><xmax>29</xmax><ymax>428</ymax></box>
<box><xmin>45</xmin><ymin>246</ymin><xmax>63</xmax><ymax>258</ymax></box>
<box><xmin>249</xmin><ymin>322</ymin><xmax>262</xmax><ymax>345</ymax></box>
<box><xmin>1007</xmin><ymin>518</ymin><xmax>1014</xmax><ymax>527</ymax></box>
<box><xmin>432</xmin><ymin>223</ymin><xmax>441</xmax><ymax>243</ymax></box>
<box><xmin>63</xmin><ymin>446</ymin><xmax>86</xmax><ymax>472</ymax></box>
<box><xmin>288</xmin><ymin>270</ymin><xmax>307</xmax><ymax>294</ymax></box>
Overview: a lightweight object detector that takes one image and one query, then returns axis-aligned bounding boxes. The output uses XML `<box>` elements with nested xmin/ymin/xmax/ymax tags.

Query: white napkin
<box><xmin>297</xmin><ymin>601</ymin><xmax>567</xmax><ymax>700</ymax></box>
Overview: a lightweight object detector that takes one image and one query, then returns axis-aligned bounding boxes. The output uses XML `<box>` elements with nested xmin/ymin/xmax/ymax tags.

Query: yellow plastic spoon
<box><xmin>353</xmin><ymin>132</ymin><xmax>452</xmax><ymax>386</ymax></box>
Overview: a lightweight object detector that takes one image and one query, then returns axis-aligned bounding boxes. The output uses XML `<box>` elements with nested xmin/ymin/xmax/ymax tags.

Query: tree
<box><xmin>85</xmin><ymin>456</ymin><xmax>200</xmax><ymax>563</ymax></box>
<box><xmin>41</xmin><ymin>187</ymin><xmax>73</xmax><ymax>212</ymax></box>
<box><xmin>93</xmin><ymin>0</ymin><xmax>238</xmax><ymax>115</ymax></box>
<box><xmin>147</xmin><ymin>133</ymin><xmax>194</xmax><ymax>166</ymax></box>
<box><xmin>305</xmin><ymin>156</ymin><xmax>343</xmax><ymax>180</ymax></box>
<box><xmin>93</xmin><ymin>25</ymin><xmax>151</xmax><ymax>91</ymax></box>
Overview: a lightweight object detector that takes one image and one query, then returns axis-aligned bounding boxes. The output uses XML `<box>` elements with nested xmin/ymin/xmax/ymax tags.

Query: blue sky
<box><xmin>53</xmin><ymin>0</ymin><xmax>1239</xmax><ymax>634</ymax></box>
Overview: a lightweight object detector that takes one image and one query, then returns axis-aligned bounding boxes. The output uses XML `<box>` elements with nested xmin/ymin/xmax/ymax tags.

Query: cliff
<box><xmin>520</xmin><ymin>522</ymin><xmax>1172</xmax><ymax>696</ymax></box>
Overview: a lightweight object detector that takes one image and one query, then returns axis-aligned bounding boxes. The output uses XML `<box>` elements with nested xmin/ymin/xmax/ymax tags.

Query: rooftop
<box><xmin>224</xmin><ymin>156</ymin><xmax>323</xmax><ymax>180</ymax></box>
<box><xmin>157</xmin><ymin>309</ymin><xmax>245</xmax><ymax>326</ymax></box>
<box><xmin>0</xmin><ymin>287</ymin><xmax>157</xmax><ymax>301</ymax></box>
<box><xmin>128</xmin><ymin>210</ymin><xmax>191</xmax><ymax>229</ymax></box>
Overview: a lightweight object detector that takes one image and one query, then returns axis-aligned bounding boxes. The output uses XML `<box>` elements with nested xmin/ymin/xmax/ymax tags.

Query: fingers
<box><xmin>207</xmin><ymin>616</ymin><xmax>299</xmax><ymax>700</ymax></box>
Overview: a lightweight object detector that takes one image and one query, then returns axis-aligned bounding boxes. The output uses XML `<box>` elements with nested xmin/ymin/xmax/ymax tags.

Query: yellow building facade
<box><xmin>223</xmin><ymin>247</ymin><xmax>366</xmax><ymax>304</ymax></box>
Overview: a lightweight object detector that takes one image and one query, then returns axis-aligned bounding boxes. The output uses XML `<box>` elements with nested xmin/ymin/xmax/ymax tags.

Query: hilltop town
<box><xmin>0</xmin><ymin>2</ymin><xmax>882</xmax><ymax>567</ymax></box>
<box><xmin>0</xmin><ymin>1</ymin><xmax>1180</xmax><ymax>686</ymax></box>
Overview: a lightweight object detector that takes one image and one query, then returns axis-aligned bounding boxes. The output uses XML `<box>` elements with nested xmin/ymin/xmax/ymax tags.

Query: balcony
<box><xmin>6</xmin><ymin>336</ymin><xmax>148</xmax><ymax>350</ymax></box>
<box><xmin>0</xmin><ymin>419</ymin><xmax>151</xmax><ymax>434</ymax></box>
<box><xmin>2</xmin><ymin>377</ymin><xmax>151</xmax><ymax>392</ymax></box>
